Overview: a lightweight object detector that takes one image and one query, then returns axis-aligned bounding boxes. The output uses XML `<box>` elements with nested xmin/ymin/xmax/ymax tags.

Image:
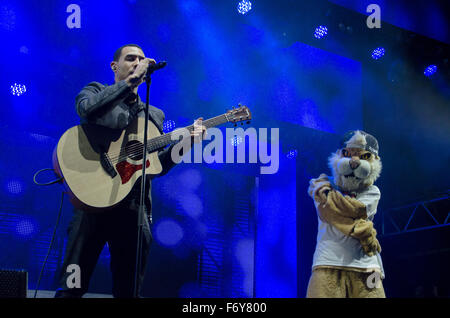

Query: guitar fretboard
<box><xmin>146</xmin><ymin>113</ymin><xmax>229</xmax><ymax>153</ymax></box>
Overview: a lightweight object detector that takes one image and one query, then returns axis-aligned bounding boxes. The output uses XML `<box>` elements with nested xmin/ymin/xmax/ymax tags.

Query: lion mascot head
<box><xmin>328</xmin><ymin>130</ymin><xmax>382</xmax><ymax>192</ymax></box>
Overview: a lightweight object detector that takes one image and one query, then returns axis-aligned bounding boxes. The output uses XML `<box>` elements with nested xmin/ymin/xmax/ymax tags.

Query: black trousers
<box><xmin>54</xmin><ymin>204</ymin><xmax>152</xmax><ymax>298</ymax></box>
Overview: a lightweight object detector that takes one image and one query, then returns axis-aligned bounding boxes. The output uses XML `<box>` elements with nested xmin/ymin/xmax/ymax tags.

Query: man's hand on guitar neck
<box><xmin>191</xmin><ymin>118</ymin><xmax>207</xmax><ymax>144</ymax></box>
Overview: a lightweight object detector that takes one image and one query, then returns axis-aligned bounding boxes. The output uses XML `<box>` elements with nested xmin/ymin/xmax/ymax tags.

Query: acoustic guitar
<box><xmin>53</xmin><ymin>105</ymin><xmax>251</xmax><ymax>211</ymax></box>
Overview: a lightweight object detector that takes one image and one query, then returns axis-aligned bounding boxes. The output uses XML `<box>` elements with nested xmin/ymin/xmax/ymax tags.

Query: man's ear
<box><xmin>110</xmin><ymin>61</ymin><xmax>118</xmax><ymax>72</ymax></box>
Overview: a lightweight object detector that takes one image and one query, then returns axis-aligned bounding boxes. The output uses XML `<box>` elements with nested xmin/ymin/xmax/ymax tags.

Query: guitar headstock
<box><xmin>226</xmin><ymin>104</ymin><xmax>252</xmax><ymax>125</ymax></box>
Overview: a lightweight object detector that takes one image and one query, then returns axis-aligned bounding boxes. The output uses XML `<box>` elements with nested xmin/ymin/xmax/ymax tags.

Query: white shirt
<box><xmin>311</xmin><ymin>184</ymin><xmax>385</xmax><ymax>278</ymax></box>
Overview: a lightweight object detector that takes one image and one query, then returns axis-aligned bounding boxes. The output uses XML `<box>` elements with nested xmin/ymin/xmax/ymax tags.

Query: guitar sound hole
<box><xmin>126</xmin><ymin>140</ymin><xmax>144</xmax><ymax>161</ymax></box>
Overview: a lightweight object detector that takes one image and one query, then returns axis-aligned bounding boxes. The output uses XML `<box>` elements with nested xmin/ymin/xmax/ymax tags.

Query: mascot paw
<box><xmin>361</xmin><ymin>237</ymin><xmax>382</xmax><ymax>256</ymax></box>
<box><xmin>308</xmin><ymin>174</ymin><xmax>332</xmax><ymax>202</ymax></box>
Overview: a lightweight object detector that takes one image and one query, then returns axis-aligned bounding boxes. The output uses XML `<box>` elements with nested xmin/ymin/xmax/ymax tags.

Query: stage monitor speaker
<box><xmin>0</xmin><ymin>269</ymin><xmax>28</xmax><ymax>298</ymax></box>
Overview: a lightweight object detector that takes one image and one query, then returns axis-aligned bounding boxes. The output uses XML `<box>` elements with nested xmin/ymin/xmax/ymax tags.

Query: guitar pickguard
<box><xmin>115</xmin><ymin>160</ymin><xmax>150</xmax><ymax>184</ymax></box>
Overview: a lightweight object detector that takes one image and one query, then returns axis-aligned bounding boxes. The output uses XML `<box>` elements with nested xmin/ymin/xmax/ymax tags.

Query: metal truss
<box><xmin>381</xmin><ymin>194</ymin><xmax>450</xmax><ymax>237</ymax></box>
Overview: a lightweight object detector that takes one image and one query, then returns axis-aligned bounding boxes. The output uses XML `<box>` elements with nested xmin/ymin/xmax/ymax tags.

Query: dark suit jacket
<box><xmin>74</xmin><ymin>80</ymin><xmax>177</xmax><ymax>219</ymax></box>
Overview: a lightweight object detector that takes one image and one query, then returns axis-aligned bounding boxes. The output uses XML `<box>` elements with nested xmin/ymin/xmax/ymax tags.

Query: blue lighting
<box><xmin>180</xmin><ymin>194</ymin><xmax>203</xmax><ymax>218</ymax></box>
<box><xmin>424</xmin><ymin>65</ymin><xmax>437</xmax><ymax>77</ymax></box>
<box><xmin>286</xmin><ymin>149</ymin><xmax>298</xmax><ymax>159</ymax></box>
<box><xmin>237</xmin><ymin>0</ymin><xmax>252</xmax><ymax>15</ymax></box>
<box><xmin>10</xmin><ymin>83</ymin><xmax>27</xmax><ymax>96</ymax></box>
<box><xmin>179</xmin><ymin>169</ymin><xmax>202</xmax><ymax>191</ymax></box>
<box><xmin>178</xmin><ymin>281</ymin><xmax>203</xmax><ymax>298</ymax></box>
<box><xmin>230</xmin><ymin>135</ymin><xmax>243</xmax><ymax>147</ymax></box>
<box><xmin>155</xmin><ymin>219</ymin><xmax>184</xmax><ymax>247</ymax></box>
<box><xmin>98</xmin><ymin>245</ymin><xmax>111</xmax><ymax>264</ymax></box>
<box><xmin>0</xmin><ymin>6</ymin><xmax>16</xmax><ymax>31</ymax></box>
<box><xmin>371</xmin><ymin>47</ymin><xmax>385</xmax><ymax>60</ymax></box>
<box><xmin>234</xmin><ymin>238</ymin><xmax>254</xmax><ymax>297</ymax></box>
<box><xmin>29</xmin><ymin>133</ymin><xmax>53</xmax><ymax>144</ymax></box>
<box><xmin>6</xmin><ymin>179</ymin><xmax>23</xmax><ymax>195</ymax></box>
<box><xmin>163</xmin><ymin>119</ymin><xmax>176</xmax><ymax>133</ymax></box>
<box><xmin>15</xmin><ymin>218</ymin><xmax>38</xmax><ymax>239</ymax></box>
<box><xmin>19</xmin><ymin>46</ymin><xmax>29</xmax><ymax>54</ymax></box>
<box><xmin>314</xmin><ymin>26</ymin><xmax>328</xmax><ymax>39</ymax></box>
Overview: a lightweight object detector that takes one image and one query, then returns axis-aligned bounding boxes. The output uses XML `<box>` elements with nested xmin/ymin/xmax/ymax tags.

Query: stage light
<box><xmin>231</xmin><ymin>135</ymin><xmax>243</xmax><ymax>147</ymax></box>
<box><xmin>0</xmin><ymin>6</ymin><xmax>16</xmax><ymax>31</ymax></box>
<box><xmin>6</xmin><ymin>180</ymin><xmax>23</xmax><ymax>195</ymax></box>
<box><xmin>237</xmin><ymin>0</ymin><xmax>252</xmax><ymax>15</ymax></box>
<box><xmin>178</xmin><ymin>169</ymin><xmax>202</xmax><ymax>191</ymax></box>
<box><xmin>19</xmin><ymin>46</ymin><xmax>29</xmax><ymax>54</ymax></box>
<box><xmin>424</xmin><ymin>65</ymin><xmax>437</xmax><ymax>77</ymax></box>
<box><xmin>314</xmin><ymin>26</ymin><xmax>328</xmax><ymax>39</ymax></box>
<box><xmin>155</xmin><ymin>219</ymin><xmax>184</xmax><ymax>247</ymax></box>
<box><xmin>98</xmin><ymin>245</ymin><xmax>111</xmax><ymax>264</ymax></box>
<box><xmin>30</xmin><ymin>133</ymin><xmax>53</xmax><ymax>144</ymax></box>
<box><xmin>10</xmin><ymin>83</ymin><xmax>27</xmax><ymax>96</ymax></box>
<box><xmin>180</xmin><ymin>194</ymin><xmax>203</xmax><ymax>218</ymax></box>
<box><xmin>234</xmin><ymin>238</ymin><xmax>254</xmax><ymax>297</ymax></box>
<box><xmin>15</xmin><ymin>218</ymin><xmax>38</xmax><ymax>239</ymax></box>
<box><xmin>286</xmin><ymin>149</ymin><xmax>298</xmax><ymax>159</ymax></box>
<box><xmin>371</xmin><ymin>47</ymin><xmax>385</xmax><ymax>60</ymax></box>
<box><xmin>163</xmin><ymin>119</ymin><xmax>176</xmax><ymax>133</ymax></box>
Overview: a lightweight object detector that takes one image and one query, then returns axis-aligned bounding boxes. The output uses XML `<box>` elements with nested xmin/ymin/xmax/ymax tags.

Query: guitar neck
<box><xmin>146</xmin><ymin>113</ymin><xmax>229</xmax><ymax>152</ymax></box>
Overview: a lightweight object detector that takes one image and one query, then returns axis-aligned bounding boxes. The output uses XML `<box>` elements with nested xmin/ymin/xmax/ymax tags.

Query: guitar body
<box><xmin>53</xmin><ymin>117</ymin><xmax>163</xmax><ymax>211</ymax></box>
<box><xmin>53</xmin><ymin>105</ymin><xmax>252</xmax><ymax>212</ymax></box>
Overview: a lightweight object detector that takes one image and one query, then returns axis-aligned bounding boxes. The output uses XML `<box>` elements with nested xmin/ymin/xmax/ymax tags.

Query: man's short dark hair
<box><xmin>113</xmin><ymin>44</ymin><xmax>143</xmax><ymax>62</ymax></box>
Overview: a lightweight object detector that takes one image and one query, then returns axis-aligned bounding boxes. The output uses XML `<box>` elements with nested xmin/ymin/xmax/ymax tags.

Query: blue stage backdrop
<box><xmin>1</xmin><ymin>0</ymin><xmax>448</xmax><ymax>297</ymax></box>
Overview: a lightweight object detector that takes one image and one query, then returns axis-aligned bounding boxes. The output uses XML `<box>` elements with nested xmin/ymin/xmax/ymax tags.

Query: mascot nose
<box><xmin>349</xmin><ymin>158</ymin><xmax>360</xmax><ymax>170</ymax></box>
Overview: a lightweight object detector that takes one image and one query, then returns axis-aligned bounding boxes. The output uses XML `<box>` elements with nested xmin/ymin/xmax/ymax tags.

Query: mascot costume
<box><xmin>307</xmin><ymin>130</ymin><xmax>385</xmax><ymax>298</ymax></box>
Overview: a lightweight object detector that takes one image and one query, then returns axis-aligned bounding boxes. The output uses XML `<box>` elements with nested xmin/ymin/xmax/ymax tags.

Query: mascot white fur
<box><xmin>306</xmin><ymin>130</ymin><xmax>385</xmax><ymax>298</ymax></box>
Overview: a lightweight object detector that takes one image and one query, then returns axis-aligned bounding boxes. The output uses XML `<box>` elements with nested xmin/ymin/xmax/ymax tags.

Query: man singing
<box><xmin>54</xmin><ymin>44</ymin><xmax>205</xmax><ymax>298</ymax></box>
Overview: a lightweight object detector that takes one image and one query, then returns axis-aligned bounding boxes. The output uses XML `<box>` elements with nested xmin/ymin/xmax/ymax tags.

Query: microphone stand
<box><xmin>133</xmin><ymin>61</ymin><xmax>166</xmax><ymax>298</ymax></box>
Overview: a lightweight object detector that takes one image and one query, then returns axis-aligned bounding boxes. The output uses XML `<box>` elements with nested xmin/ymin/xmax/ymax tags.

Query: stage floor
<box><xmin>27</xmin><ymin>290</ymin><xmax>113</xmax><ymax>298</ymax></box>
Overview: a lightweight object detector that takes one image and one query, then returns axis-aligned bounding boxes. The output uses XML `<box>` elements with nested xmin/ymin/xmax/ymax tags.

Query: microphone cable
<box><xmin>32</xmin><ymin>168</ymin><xmax>64</xmax><ymax>298</ymax></box>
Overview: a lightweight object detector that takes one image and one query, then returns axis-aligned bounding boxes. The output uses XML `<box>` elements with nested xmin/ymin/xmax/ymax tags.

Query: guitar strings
<box><xmin>108</xmin><ymin>132</ymin><xmax>175</xmax><ymax>162</ymax></box>
<box><xmin>107</xmin><ymin>122</ymin><xmax>199</xmax><ymax>162</ymax></box>
<box><xmin>106</xmin><ymin>114</ymin><xmax>228</xmax><ymax>162</ymax></box>
<box><xmin>105</xmin><ymin>114</ymin><xmax>230</xmax><ymax>163</ymax></box>
<box><xmin>107</xmin><ymin>112</ymin><xmax>239</xmax><ymax>162</ymax></box>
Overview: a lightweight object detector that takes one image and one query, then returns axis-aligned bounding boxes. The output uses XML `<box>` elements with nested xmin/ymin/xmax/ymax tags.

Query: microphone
<box><xmin>147</xmin><ymin>61</ymin><xmax>167</xmax><ymax>73</ymax></box>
